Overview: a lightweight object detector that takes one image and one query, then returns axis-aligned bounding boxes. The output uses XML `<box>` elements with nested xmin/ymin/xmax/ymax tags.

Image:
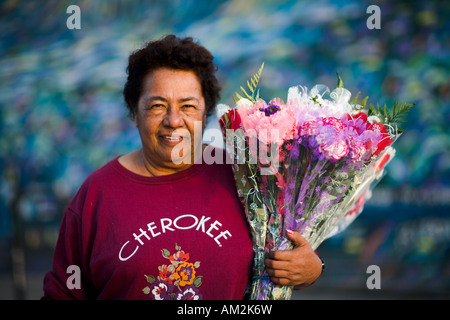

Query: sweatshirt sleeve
<box><xmin>41</xmin><ymin>208</ymin><xmax>94</xmax><ymax>300</ymax></box>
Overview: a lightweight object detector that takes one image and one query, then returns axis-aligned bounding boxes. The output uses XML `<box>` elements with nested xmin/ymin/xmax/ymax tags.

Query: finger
<box><xmin>267</xmin><ymin>231</ymin><xmax>312</xmax><ymax>263</ymax></box>
<box><xmin>268</xmin><ymin>249</ymin><xmax>291</xmax><ymax>261</ymax></box>
<box><xmin>285</xmin><ymin>229</ymin><xmax>309</xmax><ymax>248</ymax></box>
<box><xmin>269</xmin><ymin>277</ymin><xmax>292</xmax><ymax>286</ymax></box>
<box><xmin>267</xmin><ymin>230</ymin><xmax>310</xmax><ymax>261</ymax></box>
<box><xmin>267</xmin><ymin>246</ymin><xmax>295</xmax><ymax>261</ymax></box>
<box><xmin>265</xmin><ymin>266</ymin><xmax>290</xmax><ymax>279</ymax></box>
<box><xmin>265</xmin><ymin>261</ymin><xmax>309</xmax><ymax>286</ymax></box>
<box><xmin>264</xmin><ymin>257</ymin><xmax>291</xmax><ymax>271</ymax></box>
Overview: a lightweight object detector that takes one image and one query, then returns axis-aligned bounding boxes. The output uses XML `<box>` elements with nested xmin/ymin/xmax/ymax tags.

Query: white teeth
<box><xmin>163</xmin><ymin>136</ymin><xmax>182</xmax><ymax>141</ymax></box>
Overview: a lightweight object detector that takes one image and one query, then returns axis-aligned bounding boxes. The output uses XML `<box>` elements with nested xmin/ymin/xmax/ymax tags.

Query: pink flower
<box><xmin>322</xmin><ymin>117</ymin><xmax>344</xmax><ymax>132</ymax></box>
<box><xmin>342</xmin><ymin>112</ymin><xmax>389</xmax><ymax>160</ymax></box>
<box><xmin>300</xmin><ymin>119</ymin><xmax>319</xmax><ymax>136</ymax></box>
<box><xmin>319</xmin><ymin>137</ymin><xmax>349</xmax><ymax>161</ymax></box>
<box><xmin>346</xmin><ymin>134</ymin><xmax>368</xmax><ymax>162</ymax></box>
<box><xmin>239</xmin><ymin>98</ymin><xmax>298</xmax><ymax>145</ymax></box>
<box><xmin>313</xmin><ymin>123</ymin><xmax>349</xmax><ymax>161</ymax></box>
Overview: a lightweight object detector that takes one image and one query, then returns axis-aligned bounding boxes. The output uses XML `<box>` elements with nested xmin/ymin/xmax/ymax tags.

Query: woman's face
<box><xmin>135</xmin><ymin>68</ymin><xmax>206</xmax><ymax>173</ymax></box>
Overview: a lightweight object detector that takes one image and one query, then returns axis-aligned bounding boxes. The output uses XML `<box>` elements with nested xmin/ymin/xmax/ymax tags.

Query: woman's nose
<box><xmin>163</xmin><ymin>107</ymin><xmax>184</xmax><ymax>128</ymax></box>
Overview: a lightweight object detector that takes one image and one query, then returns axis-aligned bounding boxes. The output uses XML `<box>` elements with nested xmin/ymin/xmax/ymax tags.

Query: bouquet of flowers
<box><xmin>217</xmin><ymin>64</ymin><xmax>414</xmax><ymax>300</ymax></box>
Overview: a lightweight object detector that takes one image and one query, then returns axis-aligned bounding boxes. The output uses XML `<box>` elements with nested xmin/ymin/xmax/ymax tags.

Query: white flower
<box><xmin>216</xmin><ymin>103</ymin><xmax>231</xmax><ymax>119</ymax></box>
<box><xmin>367</xmin><ymin>115</ymin><xmax>381</xmax><ymax>124</ymax></box>
<box><xmin>236</xmin><ymin>98</ymin><xmax>254</xmax><ymax>109</ymax></box>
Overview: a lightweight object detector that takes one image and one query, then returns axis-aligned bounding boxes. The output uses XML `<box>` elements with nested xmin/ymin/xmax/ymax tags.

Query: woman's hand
<box><xmin>264</xmin><ymin>229</ymin><xmax>323</xmax><ymax>289</ymax></box>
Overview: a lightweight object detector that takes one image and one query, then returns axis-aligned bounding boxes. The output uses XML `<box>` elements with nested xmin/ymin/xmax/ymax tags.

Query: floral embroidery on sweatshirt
<box><xmin>142</xmin><ymin>243</ymin><xmax>203</xmax><ymax>300</ymax></box>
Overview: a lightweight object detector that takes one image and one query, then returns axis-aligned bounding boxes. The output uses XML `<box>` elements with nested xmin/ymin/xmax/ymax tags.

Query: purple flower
<box><xmin>150</xmin><ymin>280</ymin><xmax>175</xmax><ymax>300</ymax></box>
<box><xmin>175</xmin><ymin>285</ymin><xmax>203</xmax><ymax>300</ymax></box>
<box><xmin>290</xmin><ymin>141</ymin><xmax>300</xmax><ymax>159</ymax></box>
<box><xmin>259</xmin><ymin>102</ymin><xmax>281</xmax><ymax>116</ymax></box>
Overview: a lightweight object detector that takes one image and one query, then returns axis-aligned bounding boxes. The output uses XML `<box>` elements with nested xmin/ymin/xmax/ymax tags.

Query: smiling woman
<box><xmin>41</xmin><ymin>35</ymin><xmax>322</xmax><ymax>300</ymax></box>
<box><xmin>123</xmin><ymin>35</ymin><xmax>220</xmax><ymax>120</ymax></box>
<box><xmin>121</xmin><ymin>68</ymin><xmax>207</xmax><ymax>176</ymax></box>
<box><xmin>119</xmin><ymin>35</ymin><xmax>220</xmax><ymax>176</ymax></box>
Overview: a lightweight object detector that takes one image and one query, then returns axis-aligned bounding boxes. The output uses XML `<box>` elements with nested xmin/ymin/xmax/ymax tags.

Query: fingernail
<box><xmin>286</xmin><ymin>228</ymin><xmax>294</xmax><ymax>235</ymax></box>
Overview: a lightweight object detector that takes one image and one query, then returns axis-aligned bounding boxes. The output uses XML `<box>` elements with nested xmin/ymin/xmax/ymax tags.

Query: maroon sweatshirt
<box><xmin>42</xmin><ymin>155</ymin><xmax>254</xmax><ymax>300</ymax></box>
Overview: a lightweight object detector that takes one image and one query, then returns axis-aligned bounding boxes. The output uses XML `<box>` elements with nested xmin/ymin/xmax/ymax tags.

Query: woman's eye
<box><xmin>147</xmin><ymin>104</ymin><xmax>164</xmax><ymax>110</ymax></box>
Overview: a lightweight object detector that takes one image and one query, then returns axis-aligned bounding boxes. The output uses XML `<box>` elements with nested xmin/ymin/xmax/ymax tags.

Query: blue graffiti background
<box><xmin>0</xmin><ymin>0</ymin><xmax>449</xmax><ymax>299</ymax></box>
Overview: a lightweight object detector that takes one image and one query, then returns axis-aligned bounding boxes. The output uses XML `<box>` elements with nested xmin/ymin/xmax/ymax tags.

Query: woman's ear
<box><xmin>134</xmin><ymin>112</ymin><xmax>138</xmax><ymax>128</ymax></box>
<box><xmin>202</xmin><ymin>112</ymin><xmax>207</xmax><ymax>131</ymax></box>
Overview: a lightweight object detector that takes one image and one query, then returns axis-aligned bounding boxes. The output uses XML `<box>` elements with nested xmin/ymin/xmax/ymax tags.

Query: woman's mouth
<box><xmin>160</xmin><ymin>135</ymin><xmax>185</xmax><ymax>145</ymax></box>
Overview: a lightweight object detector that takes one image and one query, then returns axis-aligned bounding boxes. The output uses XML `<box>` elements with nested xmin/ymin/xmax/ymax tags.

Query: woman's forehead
<box><xmin>139</xmin><ymin>69</ymin><xmax>203</xmax><ymax>105</ymax></box>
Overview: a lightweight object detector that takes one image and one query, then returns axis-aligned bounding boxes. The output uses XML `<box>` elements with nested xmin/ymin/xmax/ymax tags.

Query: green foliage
<box><xmin>343</xmin><ymin>71</ymin><xmax>415</xmax><ymax>133</ymax></box>
<box><xmin>336</xmin><ymin>72</ymin><xmax>344</xmax><ymax>89</ymax></box>
<box><xmin>233</xmin><ymin>62</ymin><xmax>264</xmax><ymax>103</ymax></box>
<box><xmin>367</xmin><ymin>102</ymin><xmax>415</xmax><ymax>133</ymax></box>
<box><xmin>367</xmin><ymin>102</ymin><xmax>416</xmax><ymax>124</ymax></box>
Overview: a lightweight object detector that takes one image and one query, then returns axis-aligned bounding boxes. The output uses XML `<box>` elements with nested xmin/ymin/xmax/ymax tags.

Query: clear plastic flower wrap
<box><xmin>218</xmin><ymin>65</ymin><xmax>414</xmax><ymax>300</ymax></box>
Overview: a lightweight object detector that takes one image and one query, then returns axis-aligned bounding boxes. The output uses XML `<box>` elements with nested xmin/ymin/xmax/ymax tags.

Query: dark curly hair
<box><xmin>123</xmin><ymin>35</ymin><xmax>221</xmax><ymax>120</ymax></box>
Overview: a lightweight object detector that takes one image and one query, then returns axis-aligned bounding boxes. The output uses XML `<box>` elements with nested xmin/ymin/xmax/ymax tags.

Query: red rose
<box><xmin>366</xmin><ymin>122</ymin><xmax>393</xmax><ymax>155</ymax></box>
<box><xmin>347</xmin><ymin>112</ymin><xmax>368</xmax><ymax>123</ymax></box>
<box><xmin>346</xmin><ymin>112</ymin><xmax>369</xmax><ymax>135</ymax></box>
<box><xmin>376</xmin><ymin>153</ymin><xmax>391</xmax><ymax>172</ymax></box>
<box><xmin>219</xmin><ymin>109</ymin><xmax>242</xmax><ymax>132</ymax></box>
